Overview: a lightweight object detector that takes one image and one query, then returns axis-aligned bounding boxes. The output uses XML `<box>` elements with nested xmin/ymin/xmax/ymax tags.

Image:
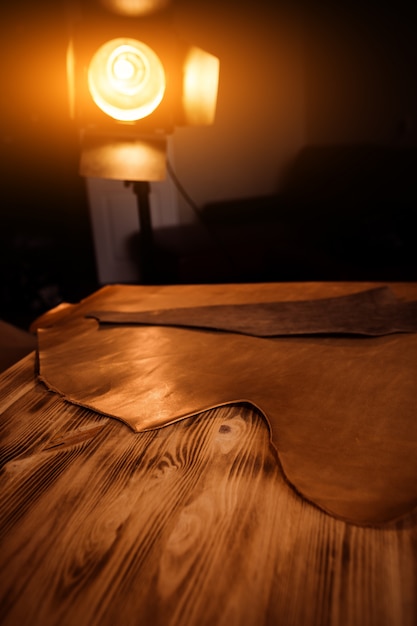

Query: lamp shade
<box><xmin>182</xmin><ymin>46</ymin><xmax>220</xmax><ymax>126</ymax></box>
<box><xmin>96</xmin><ymin>0</ymin><xmax>172</xmax><ymax>17</ymax></box>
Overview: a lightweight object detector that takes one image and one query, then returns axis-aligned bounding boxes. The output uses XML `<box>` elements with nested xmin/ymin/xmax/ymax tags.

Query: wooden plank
<box><xmin>1</xmin><ymin>368</ymin><xmax>417</xmax><ymax>625</ymax></box>
<box><xmin>1</xmin><ymin>282</ymin><xmax>417</xmax><ymax>626</ymax></box>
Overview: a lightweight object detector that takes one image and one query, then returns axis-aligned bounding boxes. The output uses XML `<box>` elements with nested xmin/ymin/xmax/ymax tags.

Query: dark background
<box><xmin>0</xmin><ymin>1</ymin><xmax>98</xmax><ymax>329</ymax></box>
<box><xmin>1</xmin><ymin>0</ymin><xmax>417</xmax><ymax>330</ymax></box>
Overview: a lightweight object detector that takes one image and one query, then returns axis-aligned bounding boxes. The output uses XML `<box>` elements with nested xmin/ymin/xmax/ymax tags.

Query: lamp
<box><xmin>87</xmin><ymin>37</ymin><xmax>166</xmax><ymax>122</ymax></box>
<box><xmin>66</xmin><ymin>0</ymin><xmax>219</xmax><ymax>282</ymax></box>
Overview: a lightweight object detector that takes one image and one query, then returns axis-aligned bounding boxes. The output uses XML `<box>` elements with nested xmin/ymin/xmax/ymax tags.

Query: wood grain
<box><xmin>1</xmin><ymin>357</ymin><xmax>417</xmax><ymax>626</ymax></box>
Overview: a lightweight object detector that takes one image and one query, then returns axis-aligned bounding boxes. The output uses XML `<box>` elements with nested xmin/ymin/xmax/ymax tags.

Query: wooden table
<box><xmin>1</xmin><ymin>281</ymin><xmax>416</xmax><ymax>626</ymax></box>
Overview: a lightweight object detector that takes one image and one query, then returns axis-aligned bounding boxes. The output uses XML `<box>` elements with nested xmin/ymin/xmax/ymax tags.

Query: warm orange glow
<box><xmin>66</xmin><ymin>38</ymin><xmax>76</xmax><ymax>120</ymax></box>
<box><xmin>182</xmin><ymin>47</ymin><xmax>220</xmax><ymax>125</ymax></box>
<box><xmin>88</xmin><ymin>38</ymin><xmax>166</xmax><ymax>122</ymax></box>
<box><xmin>79</xmin><ymin>132</ymin><xmax>167</xmax><ymax>180</ymax></box>
<box><xmin>97</xmin><ymin>0</ymin><xmax>171</xmax><ymax>17</ymax></box>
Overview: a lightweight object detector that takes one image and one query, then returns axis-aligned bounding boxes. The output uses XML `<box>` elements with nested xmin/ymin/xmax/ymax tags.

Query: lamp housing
<box><xmin>66</xmin><ymin>0</ymin><xmax>219</xmax><ymax>180</ymax></box>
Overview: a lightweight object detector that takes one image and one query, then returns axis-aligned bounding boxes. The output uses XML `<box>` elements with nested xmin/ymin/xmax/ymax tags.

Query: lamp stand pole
<box><xmin>128</xmin><ymin>180</ymin><xmax>157</xmax><ymax>284</ymax></box>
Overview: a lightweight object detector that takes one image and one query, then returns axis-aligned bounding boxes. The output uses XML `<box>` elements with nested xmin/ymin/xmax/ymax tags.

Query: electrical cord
<box><xmin>166</xmin><ymin>159</ymin><xmax>202</xmax><ymax>220</ymax></box>
<box><xmin>166</xmin><ymin>159</ymin><xmax>240</xmax><ymax>277</ymax></box>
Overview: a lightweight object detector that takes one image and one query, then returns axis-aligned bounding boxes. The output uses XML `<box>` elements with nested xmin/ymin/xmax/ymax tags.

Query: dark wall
<box><xmin>0</xmin><ymin>1</ymin><xmax>98</xmax><ymax>329</ymax></box>
<box><xmin>1</xmin><ymin>1</ymin><xmax>417</xmax><ymax>329</ymax></box>
<box><xmin>302</xmin><ymin>4</ymin><xmax>417</xmax><ymax>145</ymax></box>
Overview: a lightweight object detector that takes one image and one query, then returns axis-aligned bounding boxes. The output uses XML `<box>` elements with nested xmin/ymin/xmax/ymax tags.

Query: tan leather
<box><xmin>86</xmin><ymin>286</ymin><xmax>417</xmax><ymax>337</ymax></box>
<box><xmin>38</xmin><ymin>292</ymin><xmax>417</xmax><ymax>526</ymax></box>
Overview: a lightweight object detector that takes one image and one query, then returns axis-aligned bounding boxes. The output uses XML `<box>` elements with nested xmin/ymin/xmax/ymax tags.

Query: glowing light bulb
<box><xmin>88</xmin><ymin>38</ymin><xmax>166</xmax><ymax>122</ymax></box>
<box><xmin>113</xmin><ymin>57</ymin><xmax>135</xmax><ymax>81</ymax></box>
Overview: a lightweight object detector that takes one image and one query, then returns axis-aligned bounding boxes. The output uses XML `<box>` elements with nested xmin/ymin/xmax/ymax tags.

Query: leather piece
<box><xmin>37</xmin><ymin>315</ymin><xmax>417</xmax><ymax>526</ymax></box>
<box><xmin>86</xmin><ymin>286</ymin><xmax>417</xmax><ymax>337</ymax></box>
